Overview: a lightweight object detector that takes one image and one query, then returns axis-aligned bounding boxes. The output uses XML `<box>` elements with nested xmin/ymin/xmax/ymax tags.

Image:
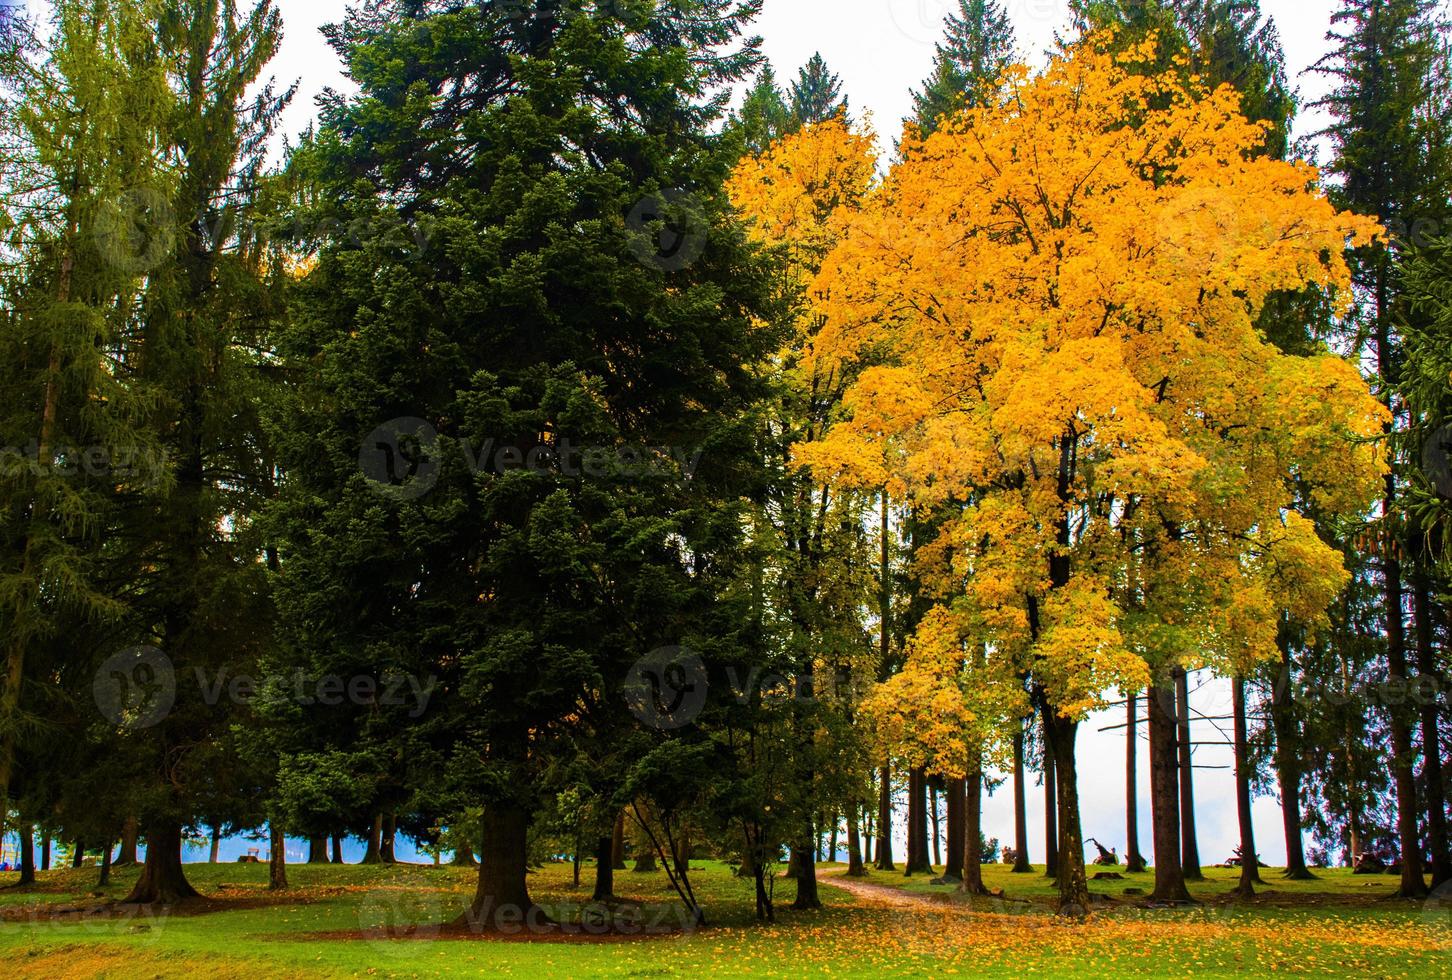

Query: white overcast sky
<box><xmin>14</xmin><ymin>0</ymin><xmax>1421</xmax><ymax>865</ymax></box>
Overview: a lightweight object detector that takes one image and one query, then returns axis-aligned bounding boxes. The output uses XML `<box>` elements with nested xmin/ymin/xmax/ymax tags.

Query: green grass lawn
<box><xmin>0</xmin><ymin>858</ymin><xmax>1447</xmax><ymax>977</ymax></box>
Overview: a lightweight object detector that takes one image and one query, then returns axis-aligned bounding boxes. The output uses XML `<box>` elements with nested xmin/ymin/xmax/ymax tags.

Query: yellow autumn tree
<box><xmin>799</xmin><ymin>34</ymin><xmax>1387</xmax><ymax>914</ymax></box>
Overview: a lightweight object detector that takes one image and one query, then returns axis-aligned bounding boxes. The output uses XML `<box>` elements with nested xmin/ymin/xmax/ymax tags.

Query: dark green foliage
<box><xmin>909</xmin><ymin>0</ymin><xmax>1017</xmax><ymax>135</ymax></box>
<box><xmin>789</xmin><ymin>53</ymin><xmax>848</xmax><ymax>126</ymax></box>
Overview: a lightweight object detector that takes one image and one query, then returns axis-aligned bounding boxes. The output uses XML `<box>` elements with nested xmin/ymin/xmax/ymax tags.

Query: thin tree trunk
<box><xmin>1013</xmin><ymin>722</ymin><xmax>1032</xmax><ymax>872</ymax></box>
<box><xmin>963</xmin><ymin>768</ymin><xmax>989</xmax><ymax>896</ymax></box>
<box><xmin>98</xmin><ymin>837</ymin><xmax>113</xmax><ymax>887</ymax></box>
<box><xmin>123</xmin><ymin>821</ymin><xmax>200</xmax><ymax>905</ymax></box>
<box><xmin>611</xmin><ymin>810</ymin><xmax>627</xmax><ymax>870</ymax></box>
<box><xmin>1044</xmin><ymin>713</ymin><xmax>1090</xmax><ymax>916</ymax></box>
<box><xmin>846</xmin><ymin>800</ymin><xmax>865</xmax><ymax>876</ymax></box>
<box><xmin>828</xmin><ymin>811</ymin><xmax>839</xmax><ymax>864</ymax></box>
<box><xmin>463</xmin><ymin>803</ymin><xmax>549</xmax><ymax>931</ymax></box>
<box><xmin>17</xmin><ymin>822</ymin><xmax>34</xmax><ymax>886</ymax></box>
<box><xmin>1271</xmin><ymin>634</ymin><xmax>1316</xmax><ymax>880</ymax></box>
<box><xmin>1125</xmin><ymin>689</ymin><xmax>1147</xmax><ymax>873</ymax></box>
<box><xmin>1233</xmin><ymin>677</ymin><xmax>1262</xmax><ymax>897</ymax></box>
<box><xmin>1414</xmin><ymin>564</ymin><xmax>1451</xmax><ymax>887</ymax></box>
<box><xmin>941</xmin><ymin>776</ymin><xmax>965</xmax><ymax>883</ymax></box>
<box><xmin>1043</xmin><ymin>713</ymin><xmax>1058</xmax><ymax>879</ymax></box>
<box><xmin>72</xmin><ymin>839</ymin><xmax>84</xmax><ymax>869</ymax></box>
<box><xmin>1149</xmin><ymin>677</ymin><xmax>1193</xmax><ymax>904</ymax></box>
<box><xmin>269</xmin><ymin>824</ymin><xmax>288</xmax><ymax>891</ymax></box>
<box><xmin>1175</xmin><ymin>669</ymin><xmax>1203</xmax><ymax>880</ymax></box>
<box><xmin>875</xmin><ymin>764</ymin><xmax>895</xmax><ymax>870</ymax></box>
<box><xmin>40</xmin><ymin>833</ymin><xmax>50</xmax><ymax>872</ymax></box>
<box><xmin>929</xmin><ymin>786</ymin><xmax>941</xmax><ymax>869</ymax></box>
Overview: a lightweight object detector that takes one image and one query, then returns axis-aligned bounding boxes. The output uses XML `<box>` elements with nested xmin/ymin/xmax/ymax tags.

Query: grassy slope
<box><xmin>0</xmin><ymin>859</ymin><xmax>1446</xmax><ymax>978</ymax></box>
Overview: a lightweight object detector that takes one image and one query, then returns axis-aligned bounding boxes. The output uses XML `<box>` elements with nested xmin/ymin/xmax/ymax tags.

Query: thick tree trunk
<box><xmin>209</xmin><ymin>825</ymin><xmax>221</xmax><ymax>863</ymax></box>
<box><xmin>1148</xmin><ymin>678</ymin><xmax>1193</xmax><ymax>904</ymax></box>
<box><xmin>1271</xmin><ymin>636</ymin><xmax>1316</xmax><ymax>880</ymax></box>
<box><xmin>72</xmin><ymin>839</ymin><xmax>84</xmax><ymax>869</ymax></box>
<box><xmin>963</xmin><ymin>768</ymin><xmax>989</xmax><ymax>896</ymax></box>
<box><xmin>905</xmin><ymin>767</ymin><xmax>932</xmax><ymax>874</ymax></box>
<box><xmin>98</xmin><ymin>837</ymin><xmax>113</xmax><ymax>887</ymax></box>
<box><xmin>17</xmin><ymin>822</ymin><xmax>34</xmax><ymax>886</ymax></box>
<box><xmin>332</xmin><ymin>833</ymin><xmax>346</xmax><ymax>864</ymax></box>
<box><xmin>269</xmin><ymin>824</ymin><xmax>288</xmax><ymax>891</ymax></box>
<box><xmin>361</xmin><ymin>813</ymin><xmax>384</xmax><ymax>865</ymax></box>
<box><xmin>1044</xmin><ymin>713</ymin><xmax>1091</xmax><ymax>916</ymax></box>
<box><xmin>1125</xmin><ymin>690</ymin><xmax>1148</xmax><ymax>873</ymax></box>
<box><xmin>1233</xmin><ymin>677</ymin><xmax>1262</xmax><ymax>897</ymax></box>
<box><xmin>591</xmin><ymin>836</ymin><xmax>615</xmax><ymax>900</ymax></box>
<box><xmin>40</xmin><ymin>833</ymin><xmax>50</xmax><ymax>872</ymax></box>
<box><xmin>1013</xmin><ymin>722</ymin><xmax>1032</xmax><ymax>872</ymax></box>
<box><xmin>1175</xmin><ymin>669</ymin><xmax>1203</xmax><ymax>880</ymax></box>
<box><xmin>940</xmin><ymin>776</ymin><xmax>965</xmax><ymax>883</ymax></box>
<box><xmin>123</xmin><ymin>821</ymin><xmax>200</xmax><ymax>905</ymax></box>
<box><xmin>1414</xmin><ymin>566</ymin><xmax>1451</xmax><ymax>887</ymax></box>
<box><xmin>791</xmin><ymin>841</ymin><xmax>821</xmax><ymax>909</ymax></box>
<box><xmin>308</xmin><ymin>835</ymin><xmax>330</xmax><ymax>864</ymax></box>
<box><xmin>874</xmin><ymin>764</ymin><xmax>895</xmax><ymax>870</ymax></box>
<box><xmin>463</xmin><ymin>804</ymin><xmax>548</xmax><ymax>931</ymax></box>
<box><xmin>115</xmin><ymin>818</ymin><xmax>139</xmax><ymax>866</ymax></box>
<box><xmin>380</xmin><ymin>813</ymin><xmax>397</xmax><ymax>864</ymax></box>
<box><xmin>1043</xmin><ymin>714</ymin><xmax>1058</xmax><ymax>879</ymax></box>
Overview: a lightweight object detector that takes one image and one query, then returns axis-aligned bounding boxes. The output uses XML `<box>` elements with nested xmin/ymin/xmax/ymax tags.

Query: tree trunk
<box><xmin>115</xmin><ymin>818</ymin><xmax>139</xmax><ymax>866</ymax></box>
<box><xmin>963</xmin><ymin>768</ymin><xmax>989</xmax><ymax>896</ymax></box>
<box><xmin>72</xmin><ymin>839</ymin><xmax>84</xmax><ymax>869</ymax></box>
<box><xmin>98</xmin><ymin>837</ymin><xmax>113</xmax><ymax>887</ymax></box>
<box><xmin>591</xmin><ymin>835</ymin><xmax>615</xmax><ymax>900</ymax></box>
<box><xmin>874</xmin><ymin>764</ymin><xmax>895</xmax><ymax>870</ymax></box>
<box><xmin>828</xmin><ymin>811</ymin><xmax>839</xmax><ymax>864</ymax></box>
<box><xmin>1271</xmin><ymin>635</ymin><xmax>1316</xmax><ymax>880</ymax></box>
<box><xmin>611</xmin><ymin>810</ymin><xmax>627</xmax><ymax>870</ymax></box>
<box><xmin>1044</xmin><ymin>713</ymin><xmax>1091</xmax><ymax>916</ymax></box>
<box><xmin>361</xmin><ymin>813</ymin><xmax>383</xmax><ymax>865</ymax></box>
<box><xmin>941</xmin><ymin>776</ymin><xmax>965</xmax><ymax>883</ymax></box>
<box><xmin>380</xmin><ymin>813</ymin><xmax>397</xmax><ymax>864</ymax></box>
<box><xmin>209</xmin><ymin>824</ymin><xmax>221</xmax><ymax>863</ymax></box>
<box><xmin>332</xmin><ymin>833</ymin><xmax>346</xmax><ymax>864</ymax></box>
<box><xmin>1175</xmin><ymin>669</ymin><xmax>1203</xmax><ymax>881</ymax></box>
<box><xmin>269</xmin><ymin>824</ymin><xmax>288</xmax><ymax>891</ymax></box>
<box><xmin>1233</xmin><ymin>677</ymin><xmax>1262</xmax><ymax>897</ymax></box>
<box><xmin>906</xmin><ymin>767</ymin><xmax>932</xmax><ymax>874</ymax></box>
<box><xmin>1148</xmin><ymin>678</ymin><xmax>1192</xmax><ymax>904</ymax></box>
<box><xmin>1414</xmin><ymin>565</ymin><xmax>1451</xmax><ymax>887</ymax></box>
<box><xmin>308</xmin><ymin>835</ymin><xmax>330</xmax><ymax>864</ymax></box>
<box><xmin>791</xmin><ymin>808</ymin><xmax>821</xmax><ymax>910</ymax></box>
<box><xmin>123</xmin><ymin>821</ymin><xmax>200</xmax><ymax>904</ymax></box>
<box><xmin>846</xmin><ymin>801</ymin><xmax>865</xmax><ymax>876</ymax></box>
<box><xmin>1125</xmin><ymin>689</ymin><xmax>1148</xmax><ymax>873</ymax></box>
<box><xmin>463</xmin><ymin>804</ymin><xmax>548</xmax><ymax>931</ymax></box>
<box><xmin>40</xmin><ymin>833</ymin><xmax>50</xmax><ymax>872</ymax></box>
<box><xmin>17</xmin><ymin>822</ymin><xmax>34</xmax><ymax>886</ymax></box>
<box><xmin>1013</xmin><ymin>722</ymin><xmax>1032</xmax><ymax>872</ymax></box>
<box><xmin>1043</xmin><ymin>714</ymin><xmax>1058</xmax><ymax>878</ymax></box>
<box><xmin>929</xmin><ymin>786</ymin><xmax>941</xmax><ymax>869</ymax></box>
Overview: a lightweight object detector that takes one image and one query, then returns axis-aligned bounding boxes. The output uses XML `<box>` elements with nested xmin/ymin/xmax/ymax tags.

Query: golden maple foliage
<box><xmin>764</xmin><ymin>34</ymin><xmax>1390</xmax><ymax>741</ymax></box>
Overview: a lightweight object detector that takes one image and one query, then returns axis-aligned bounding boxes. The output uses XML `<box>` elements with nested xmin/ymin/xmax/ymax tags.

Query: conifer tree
<box><xmin>790</xmin><ymin>53</ymin><xmax>848</xmax><ymax>126</ymax></box>
<box><xmin>909</xmin><ymin>0</ymin><xmax>1017</xmax><ymax>135</ymax></box>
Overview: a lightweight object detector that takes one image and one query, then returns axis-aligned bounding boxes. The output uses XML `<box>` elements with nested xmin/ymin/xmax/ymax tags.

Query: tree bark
<box><xmin>905</xmin><ymin>767</ymin><xmax>932</xmax><ymax>874</ymax></box>
<box><xmin>591</xmin><ymin>835</ymin><xmax>615</xmax><ymax>900</ymax></box>
<box><xmin>1414</xmin><ymin>565</ymin><xmax>1451</xmax><ymax>887</ymax></box>
<box><xmin>115</xmin><ymin>818</ymin><xmax>139</xmax><ymax>866</ymax></box>
<box><xmin>463</xmin><ymin>804</ymin><xmax>548</xmax><ymax>931</ymax></box>
<box><xmin>72</xmin><ymin>839</ymin><xmax>84</xmax><ymax>869</ymax></box>
<box><xmin>209</xmin><ymin>825</ymin><xmax>221</xmax><ymax>863</ymax></box>
<box><xmin>963</xmin><ymin>768</ymin><xmax>989</xmax><ymax>896</ymax></box>
<box><xmin>1148</xmin><ymin>677</ymin><xmax>1193</xmax><ymax>904</ymax></box>
<box><xmin>123</xmin><ymin>821</ymin><xmax>200</xmax><ymax>904</ymax></box>
<box><xmin>1013</xmin><ymin>722</ymin><xmax>1032</xmax><ymax>872</ymax></box>
<box><xmin>1175</xmin><ymin>669</ymin><xmax>1203</xmax><ymax>880</ymax></box>
<box><xmin>1233</xmin><ymin>677</ymin><xmax>1262</xmax><ymax>897</ymax></box>
<box><xmin>1044</xmin><ymin>713</ymin><xmax>1090</xmax><ymax>916</ymax></box>
<box><xmin>17</xmin><ymin>822</ymin><xmax>34</xmax><ymax>886</ymax></box>
<box><xmin>1271</xmin><ymin>634</ymin><xmax>1316</xmax><ymax>880</ymax></box>
<box><xmin>308</xmin><ymin>835</ymin><xmax>330</xmax><ymax>864</ymax></box>
<box><xmin>846</xmin><ymin>800</ymin><xmax>865</xmax><ymax>876</ymax></box>
<box><xmin>98</xmin><ymin>837</ymin><xmax>113</xmax><ymax>887</ymax></box>
<box><xmin>1043</xmin><ymin>713</ymin><xmax>1058</xmax><ymax>879</ymax></box>
<box><xmin>361</xmin><ymin>813</ymin><xmax>384</xmax><ymax>865</ymax></box>
<box><xmin>929</xmin><ymin>785</ymin><xmax>941</xmax><ymax>869</ymax></box>
<box><xmin>269</xmin><ymin>823</ymin><xmax>288</xmax><ymax>891</ymax></box>
<box><xmin>874</xmin><ymin>763</ymin><xmax>895</xmax><ymax>870</ymax></box>
<box><xmin>941</xmin><ymin>776</ymin><xmax>965</xmax><ymax>883</ymax></box>
<box><xmin>611</xmin><ymin>809</ymin><xmax>627</xmax><ymax>870</ymax></box>
<box><xmin>332</xmin><ymin>833</ymin><xmax>346</xmax><ymax>864</ymax></box>
<box><xmin>1125</xmin><ymin>690</ymin><xmax>1148</xmax><ymax>873</ymax></box>
<box><xmin>40</xmin><ymin>833</ymin><xmax>50</xmax><ymax>872</ymax></box>
<box><xmin>380</xmin><ymin>813</ymin><xmax>397</xmax><ymax>864</ymax></box>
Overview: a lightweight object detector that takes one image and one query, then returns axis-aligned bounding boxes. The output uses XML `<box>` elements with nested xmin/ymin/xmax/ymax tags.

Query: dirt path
<box><xmin>819</xmin><ymin>870</ymin><xmax>956</xmax><ymax>909</ymax></box>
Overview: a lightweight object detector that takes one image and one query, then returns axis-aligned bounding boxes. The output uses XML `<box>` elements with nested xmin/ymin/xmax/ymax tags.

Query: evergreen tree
<box><xmin>790</xmin><ymin>53</ymin><xmax>848</xmax><ymax>126</ymax></box>
<box><xmin>731</xmin><ymin>63</ymin><xmax>795</xmax><ymax>156</ymax></box>
<box><xmin>1314</xmin><ymin>0</ymin><xmax>1452</xmax><ymax>898</ymax></box>
<box><xmin>909</xmin><ymin>0</ymin><xmax>1017</xmax><ymax>135</ymax></box>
